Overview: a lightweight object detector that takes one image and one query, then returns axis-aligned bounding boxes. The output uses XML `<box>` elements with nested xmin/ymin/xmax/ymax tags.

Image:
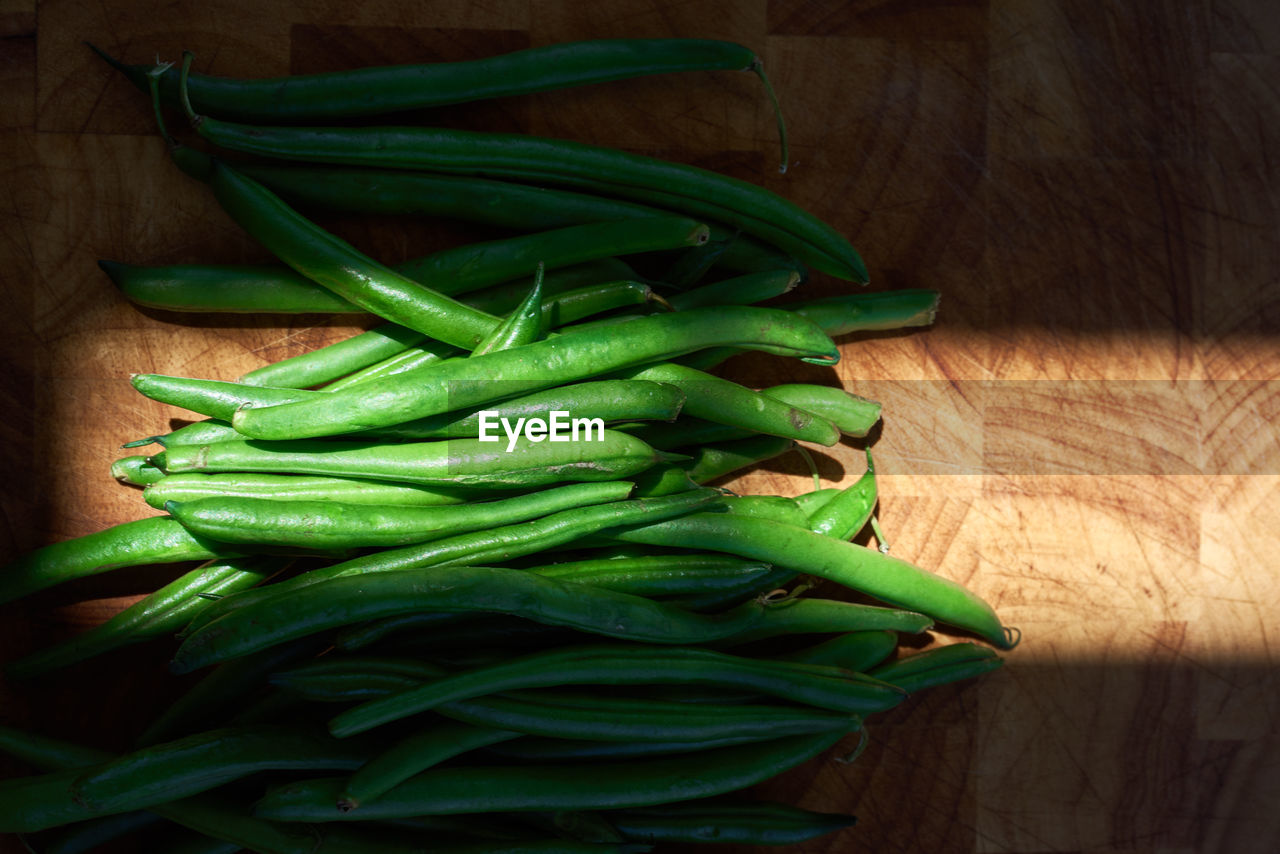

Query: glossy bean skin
<box><xmin>231</xmin><ymin>306</ymin><xmax>839</xmax><ymax>440</ymax></box>
<box><xmin>807</xmin><ymin>449</ymin><xmax>879</xmax><ymax>540</ymax></box>
<box><xmin>110</xmin><ymin>454</ymin><xmax>166</xmax><ymax>485</ymax></box>
<box><xmin>615</xmin><ymin>362</ymin><xmax>840</xmax><ymax>445</ymax></box>
<box><xmin>117</xmin><ymin>38</ymin><xmax>767</xmax><ymax>120</ymax></box>
<box><xmin>176</xmin><ymin>490</ymin><xmax>722</xmax><ymax>638</ymax></box>
<box><xmin>207</xmin><ymin>161</ymin><xmax>503</xmax><ymax>349</ymax></box>
<box><xmin>164</xmin><ymin>482</ymin><xmax>632</xmax><ymax>549</ymax></box>
<box><xmin>152</xmin><ymin>432</ymin><xmax>664</xmax><ymax>488</ymax></box>
<box><xmin>0</xmin><ymin>516</ymin><xmax>237</xmax><ymax>606</ymax></box>
<box><xmin>252</xmin><ymin>729</ymin><xmax>852</xmax><ymax>822</ymax></box>
<box><xmin>6</xmin><ymin>557</ymin><xmax>280</xmax><ymax>677</ymax></box>
<box><xmin>144</xmin><ymin>473</ymin><xmax>479</xmax><ymax>511</ymax></box>
<box><xmin>240</xmin><ymin>322</ymin><xmax>426</xmax><ymax>388</ymax></box>
<box><xmin>172</xmin><ymin>562</ymin><xmax>931</xmax><ymax>675</ymax></box>
<box><xmin>190</xmin><ymin>116</ymin><xmax>863</xmax><ymax>281</ymax></box>
<box><xmin>609</xmin><ymin>512</ymin><xmax>1016</xmax><ymax>649</ymax></box>
<box><xmin>760</xmin><ymin>383</ymin><xmax>882</xmax><ymax>437</ymax></box>
<box><xmin>606</xmin><ymin>801</ymin><xmax>856</xmax><ymax>846</ymax></box>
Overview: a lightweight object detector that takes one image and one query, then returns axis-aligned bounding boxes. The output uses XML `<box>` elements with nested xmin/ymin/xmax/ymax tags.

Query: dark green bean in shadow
<box><xmin>144</xmin><ymin>473</ymin><xmax>479</xmax><ymax>511</ymax></box>
<box><xmin>605</xmin><ymin>800</ymin><xmax>856</xmax><ymax>846</ymax></box>
<box><xmin>253</xmin><ymin>729</ymin><xmax>852</xmax><ymax>821</ymax></box>
<box><xmin>6</xmin><ymin>557</ymin><xmax>281</xmax><ymax>677</ymax></box>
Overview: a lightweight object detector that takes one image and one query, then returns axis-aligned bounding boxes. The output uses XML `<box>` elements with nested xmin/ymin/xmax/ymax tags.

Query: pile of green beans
<box><xmin>0</xmin><ymin>35</ymin><xmax>1017</xmax><ymax>854</ymax></box>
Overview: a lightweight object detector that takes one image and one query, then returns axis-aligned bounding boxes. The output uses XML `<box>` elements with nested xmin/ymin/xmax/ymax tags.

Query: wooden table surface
<box><xmin>2</xmin><ymin>2</ymin><xmax>1277</xmax><ymax>852</ymax></box>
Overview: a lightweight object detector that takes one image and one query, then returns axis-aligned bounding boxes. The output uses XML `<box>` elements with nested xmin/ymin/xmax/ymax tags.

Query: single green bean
<box><xmin>144</xmin><ymin>473</ymin><xmax>479</xmax><ymax>511</ymax></box>
<box><xmin>762</xmin><ymin>383</ymin><xmax>881</xmax><ymax>437</ymax></box>
<box><xmin>773</xmin><ymin>630</ymin><xmax>900</xmax><ymax>673</ymax></box>
<box><xmin>0</xmin><ymin>516</ymin><xmax>237</xmax><ymax>606</ymax></box>
<box><xmin>808</xmin><ymin>448</ymin><xmax>879</xmax><ymax>540</ymax></box>
<box><xmin>683</xmin><ymin>434</ymin><xmax>797</xmax><ymax>484</ymax></box>
<box><xmin>111</xmin><ymin>454</ymin><xmax>166</xmax><ymax>485</ymax></box>
<box><xmin>609</xmin><ymin>512</ymin><xmax>1016</xmax><ymax>649</ymax></box>
<box><xmin>152</xmin><ymin>432</ymin><xmax>665</xmax><ymax>488</ymax></box>
<box><xmin>667</xmin><ymin>270</ymin><xmax>799</xmax><ymax>310</ymax></box>
<box><xmin>614</xmin><ymin>362</ymin><xmax>840</xmax><ymax>445</ymax></box>
<box><xmin>240</xmin><ymin>322</ymin><xmax>426</xmax><ymax>388</ymax></box>
<box><xmin>206</xmin><ymin>160</ymin><xmax>503</xmax><ymax>348</ymax></box>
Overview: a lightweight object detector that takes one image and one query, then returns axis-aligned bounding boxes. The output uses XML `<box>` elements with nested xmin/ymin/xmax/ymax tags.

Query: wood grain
<box><xmin>2</xmin><ymin>1</ymin><xmax>1278</xmax><ymax>853</ymax></box>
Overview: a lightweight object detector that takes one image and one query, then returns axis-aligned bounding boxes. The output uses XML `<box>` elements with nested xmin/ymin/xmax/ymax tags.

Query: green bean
<box><xmin>125</xmin><ymin>418</ymin><xmax>240</xmax><ymax>450</ymax></box>
<box><xmin>231</xmin><ymin>306</ymin><xmax>838</xmax><ymax>440</ymax></box>
<box><xmin>239</xmin><ymin>161</ymin><xmax>795</xmax><ymax>278</ymax></box>
<box><xmin>144</xmin><ymin>473</ymin><xmax>479</xmax><ymax>511</ymax></box>
<box><xmin>472</xmin><ymin>270</ymin><xmax>546</xmax><ymax>356</ymax></box>
<box><xmin>773</xmin><ymin>630</ymin><xmax>900</xmax><ymax>673</ymax></box>
<box><xmin>164</xmin><ymin>482</ymin><xmax>632</xmax><ymax>549</ymax></box>
<box><xmin>0</xmin><ymin>725</ymin><xmax>373</xmax><ymax>833</ymax></box>
<box><xmin>240</xmin><ymin>322</ymin><xmax>426</xmax><ymax>389</ymax></box>
<box><xmin>253</xmin><ymin>729</ymin><xmax>851</xmax><ymax>822</ymax></box>
<box><xmin>0</xmin><ymin>726</ymin><xmax>343</xmax><ymax>852</ymax></box>
<box><xmin>762</xmin><ymin>383</ymin><xmax>881</xmax><ymax>437</ymax></box>
<box><xmin>0</xmin><ymin>516</ymin><xmax>237</xmax><ymax>606</ymax></box>
<box><xmin>339</xmin><ymin>723</ymin><xmax>519</xmax><ymax>812</ymax></box>
<box><xmin>626</xmin><ymin>463</ymin><xmax>702</xmax><ymax>497</ymax></box>
<box><xmin>808</xmin><ymin>449</ymin><xmax>879</xmax><ymax>540</ymax></box>
<box><xmin>869</xmin><ymin>642</ymin><xmax>1004</xmax><ymax>692</ymax></box>
<box><xmin>720</xmin><ymin>495</ymin><xmax>810</xmax><ymax>527</ymax></box>
<box><xmin>205</xmin><ymin>160</ymin><xmax>506</xmax><ymax>348</ymax></box>
<box><xmin>131</xmin><ymin>373</ymin><xmax>312</xmax><ymax>421</ymax></box>
<box><xmin>176</xmin><ymin>489</ymin><xmax>722</xmax><ymax>638</ymax></box>
<box><xmin>683</xmin><ymin>434</ymin><xmax>797</xmax><ymax>484</ymax></box>
<box><xmin>615</xmin><ymin>362</ymin><xmax>839</xmax><ymax>445</ymax></box>
<box><xmin>792</xmin><ymin>487</ymin><xmax>842</xmax><ymax>517</ymax></box>
<box><xmin>186</xmin><ymin>114</ymin><xmax>862</xmax><ymax>281</ymax></box>
<box><xmin>667</xmin><ymin>270</ymin><xmax>799</xmax><ymax>310</ymax></box>
<box><xmin>119</xmin><ymin>38</ymin><xmax>779</xmax><ymax>123</ymax></box>
<box><xmin>153</xmin><ymin>433</ymin><xmax>664</xmax><ymax>488</ymax></box>
<box><xmin>328</xmin><ymin>644</ymin><xmax>905</xmax><ymax>737</ymax></box>
<box><xmin>111</xmin><ymin>454</ymin><xmax>167</xmax><ymax>485</ymax></box>
<box><xmin>790</xmin><ymin>289</ymin><xmax>940</xmax><ymax>337</ymax></box>
<box><xmin>6</xmin><ymin>557</ymin><xmax>280</xmax><ymax>677</ymax></box>
<box><xmin>606</xmin><ymin>801</ymin><xmax>856</xmax><ymax>846</ymax></box>
<box><xmin>678</xmin><ymin>289</ymin><xmax>940</xmax><ymax>371</ymax></box>
<box><xmin>173</xmin><ymin>562</ymin><xmax>931</xmax><ymax>675</ymax></box>
<box><xmin>609</xmin><ymin>512</ymin><xmax>1016</xmax><ymax>649</ymax></box>
<box><xmin>337</xmin><ymin>554</ymin><xmax>773</xmax><ymax>651</ymax></box>
<box><xmin>661</xmin><ymin>565</ymin><xmax>800</xmax><ymax>613</ymax></box>
<box><xmin>356</xmin><ymin>380</ymin><xmax>685</xmax><ymax>442</ymax></box>
<box><xmin>619</xmin><ymin>417</ymin><xmax>752</xmax><ymax>451</ymax></box>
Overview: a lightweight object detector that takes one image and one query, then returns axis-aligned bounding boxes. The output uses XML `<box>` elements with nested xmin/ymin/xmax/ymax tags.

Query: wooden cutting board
<box><xmin>2</xmin><ymin>1</ymin><xmax>1277</xmax><ymax>852</ymax></box>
